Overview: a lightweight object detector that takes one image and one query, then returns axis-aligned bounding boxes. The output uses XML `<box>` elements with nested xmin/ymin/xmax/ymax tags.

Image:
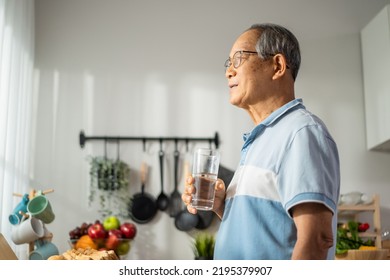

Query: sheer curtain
<box><xmin>0</xmin><ymin>0</ymin><xmax>35</xmax><ymax>259</ymax></box>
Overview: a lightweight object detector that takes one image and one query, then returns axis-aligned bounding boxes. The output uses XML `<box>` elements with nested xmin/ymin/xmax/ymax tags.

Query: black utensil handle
<box><xmin>159</xmin><ymin>149</ymin><xmax>164</xmax><ymax>190</ymax></box>
<box><xmin>174</xmin><ymin>142</ymin><xmax>179</xmax><ymax>190</ymax></box>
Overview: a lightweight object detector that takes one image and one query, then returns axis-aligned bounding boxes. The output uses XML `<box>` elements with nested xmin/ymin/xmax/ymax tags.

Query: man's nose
<box><xmin>225</xmin><ymin>66</ymin><xmax>236</xmax><ymax>79</ymax></box>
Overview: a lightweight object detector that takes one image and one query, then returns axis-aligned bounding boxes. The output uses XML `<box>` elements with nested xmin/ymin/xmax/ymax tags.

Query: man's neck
<box><xmin>247</xmin><ymin>93</ymin><xmax>295</xmax><ymax>125</ymax></box>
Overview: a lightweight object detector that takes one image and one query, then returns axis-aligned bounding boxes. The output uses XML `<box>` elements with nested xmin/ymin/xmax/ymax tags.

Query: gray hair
<box><xmin>247</xmin><ymin>23</ymin><xmax>301</xmax><ymax>81</ymax></box>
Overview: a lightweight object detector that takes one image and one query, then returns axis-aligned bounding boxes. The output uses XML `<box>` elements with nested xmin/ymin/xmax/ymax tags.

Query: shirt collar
<box><xmin>243</xmin><ymin>98</ymin><xmax>305</xmax><ymax>146</ymax></box>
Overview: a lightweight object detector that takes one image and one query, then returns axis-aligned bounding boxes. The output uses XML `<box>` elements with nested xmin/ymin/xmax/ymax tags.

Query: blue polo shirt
<box><xmin>214</xmin><ymin>98</ymin><xmax>340</xmax><ymax>260</ymax></box>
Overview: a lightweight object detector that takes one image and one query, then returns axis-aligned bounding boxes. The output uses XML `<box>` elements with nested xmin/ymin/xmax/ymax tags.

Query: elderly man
<box><xmin>183</xmin><ymin>23</ymin><xmax>340</xmax><ymax>260</ymax></box>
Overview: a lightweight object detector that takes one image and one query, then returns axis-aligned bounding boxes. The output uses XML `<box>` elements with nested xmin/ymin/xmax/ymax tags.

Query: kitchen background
<box><xmin>2</xmin><ymin>0</ymin><xmax>390</xmax><ymax>259</ymax></box>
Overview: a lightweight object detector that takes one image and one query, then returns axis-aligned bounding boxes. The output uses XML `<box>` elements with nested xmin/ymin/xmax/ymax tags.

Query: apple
<box><xmin>120</xmin><ymin>222</ymin><xmax>137</xmax><ymax>239</ymax></box>
<box><xmin>88</xmin><ymin>222</ymin><xmax>107</xmax><ymax>239</ymax></box>
<box><xmin>103</xmin><ymin>216</ymin><xmax>121</xmax><ymax>231</ymax></box>
<box><xmin>115</xmin><ymin>241</ymin><xmax>131</xmax><ymax>255</ymax></box>
<box><xmin>105</xmin><ymin>234</ymin><xmax>120</xmax><ymax>250</ymax></box>
<box><xmin>108</xmin><ymin>229</ymin><xmax>123</xmax><ymax>238</ymax></box>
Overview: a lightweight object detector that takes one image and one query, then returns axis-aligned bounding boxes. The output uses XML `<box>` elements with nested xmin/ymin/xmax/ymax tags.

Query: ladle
<box><xmin>169</xmin><ymin>140</ymin><xmax>182</xmax><ymax>217</ymax></box>
<box><xmin>156</xmin><ymin>140</ymin><xmax>169</xmax><ymax>211</ymax></box>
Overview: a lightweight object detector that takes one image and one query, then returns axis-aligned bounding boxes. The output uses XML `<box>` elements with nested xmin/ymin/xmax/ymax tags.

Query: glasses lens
<box><xmin>224</xmin><ymin>58</ymin><xmax>231</xmax><ymax>70</ymax></box>
<box><xmin>233</xmin><ymin>52</ymin><xmax>242</xmax><ymax>68</ymax></box>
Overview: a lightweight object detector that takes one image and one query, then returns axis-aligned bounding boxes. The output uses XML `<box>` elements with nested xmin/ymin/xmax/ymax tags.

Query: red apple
<box><xmin>108</xmin><ymin>229</ymin><xmax>123</xmax><ymax>238</ymax></box>
<box><xmin>88</xmin><ymin>222</ymin><xmax>107</xmax><ymax>239</ymax></box>
<box><xmin>105</xmin><ymin>234</ymin><xmax>120</xmax><ymax>250</ymax></box>
<box><xmin>120</xmin><ymin>222</ymin><xmax>137</xmax><ymax>239</ymax></box>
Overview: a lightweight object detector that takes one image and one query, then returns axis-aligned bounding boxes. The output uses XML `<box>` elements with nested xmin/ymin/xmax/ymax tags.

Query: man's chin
<box><xmin>229</xmin><ymin>97</ymin><xmax>243</xmax><ymax>108</ymax></box>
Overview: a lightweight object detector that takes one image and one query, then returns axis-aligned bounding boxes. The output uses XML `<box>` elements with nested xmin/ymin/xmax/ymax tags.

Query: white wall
<box><xmin>32</xmin><ymin>0</ymin><xmax>390</xmax><ymax>259</ymax></box>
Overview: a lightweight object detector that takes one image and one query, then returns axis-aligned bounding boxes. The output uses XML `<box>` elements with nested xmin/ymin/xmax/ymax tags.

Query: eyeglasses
<box><xmin>224</xmin><ymin>50</ymin><xmax>258</xmax><ymax>71</ymax></box>
<box><xmin>224</xmin><ymin>51</ymin><xmax>290</xmax><ymax>72</ymax></box>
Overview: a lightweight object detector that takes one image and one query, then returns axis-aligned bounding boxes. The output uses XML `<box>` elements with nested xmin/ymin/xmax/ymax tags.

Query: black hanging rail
<box><xmin>79</xmin><ymin>130</ymin><xmax>220</xmax><ymax>149</ymax></box>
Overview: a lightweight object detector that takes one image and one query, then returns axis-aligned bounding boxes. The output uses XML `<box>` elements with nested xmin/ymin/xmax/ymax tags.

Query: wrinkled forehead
<box><xmin>229</xmin><ymin>29</ymin><xmax>261</xmax><ymax>56</ymax></box>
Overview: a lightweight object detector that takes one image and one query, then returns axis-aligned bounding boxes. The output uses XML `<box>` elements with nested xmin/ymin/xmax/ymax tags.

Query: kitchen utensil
<box><xmin>195</xmin><ymin>210</ymin><xmax>214</xmax><ymax>229</ymax></box>
<box><xmin>175</xmin><ymin>208</ymin><xmax>199</xmax><ymax>231</ymax></box>
<box><xmin>129</xmin><ymin>162</ymin><xmax>157</xmax><ymax>224</ymax></box>
<box><xmin>11</xmin><ymin>215</ymin><xmax>45</xmax><ymax>245</ymax></box>
<box><xmin>174</xmin><ymin>161</ymin><xmax>199</xmax><ymax>231</ymax></box>
<box><xmin>156</xmin><ymin>141</ymin><xmax>169</xmax><ymax>211</ymax></box>
<box><xmin>29</xmin><ymin>239</ymin><xmax>59</xmax><ymax>260</ymax></box>
<box><xmin>9</xmin><ymin>193</ymin><xmax>29</xmax><ymax>225</ymax></box>
<box><xmin>169</xmin><ymin>141</ymin><xmax>182</xmax><ymax>217</ymax></box>
<box><xmin>27</xmin><ymin>191</ymin><xmax>55</xmax><ymax>224</ymax></box>
<box><xmin>335</xmin><ymin>249</ymin><xmax>389</xmax><ymax>260</ymax></box>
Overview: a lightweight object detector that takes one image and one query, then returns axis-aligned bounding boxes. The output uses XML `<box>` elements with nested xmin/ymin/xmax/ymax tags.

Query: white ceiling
<box><xmin>34</xmin><ymin>0</ymin><xmax>390</xmax><ymax>71</ymax></box>
<box><xmin>281</xmin><ymin>0</ymin><xmax>390</xmax><ymax>37</ymax></box>
<box><xmin>36</xmin><ymin>0</ymin><xmax>390</xmax><ymax>39</ymax></box>
<box><xmin>214</xmin><ymin>0</ymin><xmax>390</xmax><ymax>40</ymax></box>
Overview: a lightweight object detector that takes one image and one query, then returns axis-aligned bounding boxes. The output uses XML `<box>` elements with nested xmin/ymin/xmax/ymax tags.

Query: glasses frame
<box><xmin>224</xmin><ymin>50</ymin><xmax>258</xmax><ymax>71</ymax></box>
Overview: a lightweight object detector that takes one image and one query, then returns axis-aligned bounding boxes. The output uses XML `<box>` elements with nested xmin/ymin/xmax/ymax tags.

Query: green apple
<box><xmin>103</xmin><ymin>216</ymin><xmax>121</xmax><ymax>231</ymax></box>
<box><xmin>116</xmin><ymin>241</ymin><xmax>131</xmax><ymax>256</ymax></box>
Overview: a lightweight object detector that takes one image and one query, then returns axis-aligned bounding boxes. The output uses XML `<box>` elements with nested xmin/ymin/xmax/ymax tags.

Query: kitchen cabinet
<box><xmin>337</xmin><ymin>194</ymin><xmax>382</xmax><ymax>248</ymax></box>
<box><xmin>361</xmin><ymin>5</ymin><xmax>390</xmax><ymax>152</ymax></box>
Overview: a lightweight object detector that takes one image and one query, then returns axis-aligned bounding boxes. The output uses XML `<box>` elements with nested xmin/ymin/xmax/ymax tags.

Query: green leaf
<box><xmin>192</xmin><ymin>233</ymin><xmax>215</xmax><ymax>259</ymax></box>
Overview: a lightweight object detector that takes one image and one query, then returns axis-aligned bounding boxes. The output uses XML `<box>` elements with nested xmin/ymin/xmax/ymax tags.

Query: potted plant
<box><xmin>192</xmin><ymin>233</ymin><xmax>215</xmax><ymax>260</ymax></box>
<box><xmin>88</xmin><ymin>155</ymin><xmax>131</xmax><ymax>218</ymax></box>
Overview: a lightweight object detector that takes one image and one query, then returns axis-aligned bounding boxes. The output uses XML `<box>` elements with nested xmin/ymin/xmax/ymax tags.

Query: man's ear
<box><xmin>272</xmin><ymin>54</ymin><xmax>288</xmax><ymax>80</ymax></box>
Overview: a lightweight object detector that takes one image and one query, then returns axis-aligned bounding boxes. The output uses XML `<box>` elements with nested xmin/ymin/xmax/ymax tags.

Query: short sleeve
<box><xmin>277</xmin><ymin>124</ymin><xmax>340</xmax><ymax>217</ymax></box>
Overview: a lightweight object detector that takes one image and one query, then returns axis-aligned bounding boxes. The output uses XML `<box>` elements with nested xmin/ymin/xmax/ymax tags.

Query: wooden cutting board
<box><xmin>0</xmin><ymin>233</ymin><xmax>18</xmax><ymax>260</ymax></box>
<box><xmin>335</xmin><ymin>249</ymin><xmax>389</xmax><ymax>260</ymax></box>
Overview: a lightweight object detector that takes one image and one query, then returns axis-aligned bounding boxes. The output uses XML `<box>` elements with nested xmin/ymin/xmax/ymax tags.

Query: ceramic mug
<box><xmin>8</xmin><ymin>193</ymin><xmax>29</xmax><ymax>225</ymax></box>
<box><xmin>340</xmin><ymin>191</ymin><xmax>373</xmax><ymax>205</ymax></box>
<box><xmin>29</xmin><ymin>240</ymin><xmax>59</xmax><ymax>260</ymax></box>
<box><xmin>27</xmin><ymin>191</ymin><xmax>55</xmax><ymax>224</ymax></box>
<box><xmin>11</xmin><ymin>215</ymin><xmax>45</xmax><ymax>245</ymax></box>
<box><xmin>360</xmin><ymin>193</ymin><xmax>373</xmax><ymax>204</ymax></box>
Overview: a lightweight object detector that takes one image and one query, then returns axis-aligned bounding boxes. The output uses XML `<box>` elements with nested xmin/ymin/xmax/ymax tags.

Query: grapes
<box><xmin>68</xmin><ymin>222</ymin><xmax>94</xmax><ymax>240</ymax></box>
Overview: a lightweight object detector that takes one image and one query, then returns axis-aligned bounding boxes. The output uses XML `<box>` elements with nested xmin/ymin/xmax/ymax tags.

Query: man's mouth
<box><xmin>229</xmin><ymin>83</ymin><xmax>238</xmax><ymax>89</ymax></box>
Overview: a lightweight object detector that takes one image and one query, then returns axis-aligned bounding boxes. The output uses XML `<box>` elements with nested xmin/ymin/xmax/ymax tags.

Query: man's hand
<box><xmin>182</xmin><ymin>176</ymin><xmax>226</xmax><ymax>219</ymax></box>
